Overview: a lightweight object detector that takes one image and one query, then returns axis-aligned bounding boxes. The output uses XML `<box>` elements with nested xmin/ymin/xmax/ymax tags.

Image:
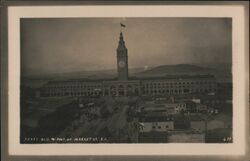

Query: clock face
<box><xmin>119</xmin><ymin>61</ymin><xmax>125</xmax><ymax>67</ymax></box>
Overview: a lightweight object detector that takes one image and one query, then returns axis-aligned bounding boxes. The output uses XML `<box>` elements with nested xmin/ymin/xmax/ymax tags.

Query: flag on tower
<box><xmin>120</xmin><ymin>23</ymin><xmax>126</xmax><ymax>27</ymax></box>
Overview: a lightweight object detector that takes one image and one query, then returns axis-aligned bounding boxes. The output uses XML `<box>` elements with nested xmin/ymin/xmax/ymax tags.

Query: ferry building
<box><xmin>40</xmin><ymin>32</ymin><xmax>217</xmax><ymax>97</ymax></box>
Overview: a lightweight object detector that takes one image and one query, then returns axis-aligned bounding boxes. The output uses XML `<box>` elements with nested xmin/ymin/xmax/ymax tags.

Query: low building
<box><xmin>185</xmin><ymin>101</ymin><xmax>208</xmax><ymax>114</ymax></box>
<box><xmin>138</xmin><ymin>116</ymin><xmax>174</xmax><ymax>133</ymax></box>
<box><xmin>167</xmin><ymin>131</ymin><xmax>205</xmax><ymax>143</ymax></box>
<box><xmin>196</xmin><ymin>103</ymin><xmax>208</xmax><ymax>113</ymax></box>
<box><xmin>189</xmin><ymin>115</ymin><xmax>206</xmax><ymax>132</ymax></box>
<box><xmin>141</xmin><ymin>100</ymin><xmax>186</xmax><ymax>115</ymax></box>
<box><xmin>185</xmin><ymin>101</ymin><xmax>197</xmax><ymax>113</ymax></box>
<box><xmin>173</xmin><ymin>114</ymin><xmax>190</xmax><ymax>130</ymax></box>
<box><xmin>138</xmin><ymin>131</ymin><xmax>168</xmax><ymax>143</ymax></box>
<box><xmin>207</xmin><ymin>113</ymin><xmax>232</xmax><ymax>130</ymax></box>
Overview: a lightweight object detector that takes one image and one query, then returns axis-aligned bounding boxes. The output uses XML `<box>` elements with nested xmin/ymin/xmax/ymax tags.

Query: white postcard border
<box><xmin>8</xmin><ymin>5</ymin><xmax>247</xmax><ymax>155</ymax></box>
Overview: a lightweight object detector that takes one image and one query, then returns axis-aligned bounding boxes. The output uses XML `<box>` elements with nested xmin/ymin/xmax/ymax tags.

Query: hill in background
<box><xmin>134</xmin><ymin>64</ymin><xmax>231</xmax><ymax>82</ymax></box>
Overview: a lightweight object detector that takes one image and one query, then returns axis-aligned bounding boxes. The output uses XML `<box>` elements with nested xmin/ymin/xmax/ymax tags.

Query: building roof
<box><xmin>46</xmin><ymin>78</ymin><xmax>116</xmax><ymax>84</ymax></box>
<box><xmin>138</xmin><ymin>131</ymin><xmax>168</xmax><ymax>143</ymax></box>
<box><xmin>188</xmin><ymin>115</ymin><xmax>205</xmax><ymax>121</ymax></box>
<box><xmin>209</xmin><ymin>113</ymin><xmax>232</xmax><ymax>123</ymax></box>
<box><xmin>44</xmin><ymin>74</ymin><xmax>216</xmax><ymax>85</ymax></box>
<box><xmin>139</xmin><ymin>116</ymin><xmax>174</xmax><ymax>122</ymax></box>
<box><xmin>154</xmin><ymin>100</ymin><xmax>184</xmax><ymax>104</ymax></box>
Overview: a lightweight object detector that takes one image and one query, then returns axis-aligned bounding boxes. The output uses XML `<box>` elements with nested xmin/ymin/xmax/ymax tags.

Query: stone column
<box><xmin>108</xmin><ymin>87</ymin><xmax>111</xmax><ymax>96</ymax></box>
<box><xmin>116</xmin><ymin>85</ymin><xmax>119</xmax><ymax>96</ymax></box>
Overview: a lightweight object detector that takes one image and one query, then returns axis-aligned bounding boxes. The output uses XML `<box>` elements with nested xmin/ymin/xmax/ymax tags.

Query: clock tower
<box><xmin>117</xmin><ymin>32</ymin><xmax>128</xmax><ymax>80</ymax></box>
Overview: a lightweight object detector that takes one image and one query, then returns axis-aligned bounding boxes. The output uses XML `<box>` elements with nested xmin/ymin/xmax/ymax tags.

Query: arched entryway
<box><xmin>110</xmin><ymin>85</ymin><xmax>117</xmax><ymax>96</ymax></box>
<box><xmin>118</xmin><ymin>85</ymin><xmax>125</xmax><ymax>96</ymax></box>
<box><xmin>127</xmin><ymin>84</ymin><xmax>133</xmax><ymax>96</ymax></box>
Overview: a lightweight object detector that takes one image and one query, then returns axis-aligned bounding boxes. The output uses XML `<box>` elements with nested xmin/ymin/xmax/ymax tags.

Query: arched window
<box><xmin>118</xmin><ymin>85</ymin><xmax>125</xmax><ymax>96</ymax></box>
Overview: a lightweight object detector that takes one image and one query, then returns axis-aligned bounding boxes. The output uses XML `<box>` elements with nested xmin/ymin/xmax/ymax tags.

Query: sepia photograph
<box><xmin>4</xmin><ymin>4</ymin><xmax>248</xmax><ymax>157</ymax></box>
<box><xmin>20</xmin><ymin>17</ymin><xmax>233</xmax><ymax>144</ymax></box>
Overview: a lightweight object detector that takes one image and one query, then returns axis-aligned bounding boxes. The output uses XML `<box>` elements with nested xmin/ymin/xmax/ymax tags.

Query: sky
<box><xmin>21</xmin><ymin>18</ymin><xmax>232</xmax><ymax>75</ymax></box>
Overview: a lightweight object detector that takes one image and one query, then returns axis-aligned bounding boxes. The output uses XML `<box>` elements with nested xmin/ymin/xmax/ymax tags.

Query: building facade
<box><xmin>140</xmin><ymin>100</ymin><xmax>186</xmax><ymax>115</ymax></box>
<box><xmin>138</xmin><ymin>116</ymin><xmax>174</xmax><ymax>133</ymax></box>
<box><xmin>40</xmin><ymin>32</ymin><xmax>217</xmax><ymax>97</ymax></box>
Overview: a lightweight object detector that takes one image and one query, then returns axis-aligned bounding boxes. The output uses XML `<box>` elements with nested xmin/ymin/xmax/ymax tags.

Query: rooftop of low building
<box><xmin>188</xmin><ymin>115</ymin><xmax>206</xmax><ymax>121</ymax></box>
<box><xmin>139</xmin><ymin>116</ymin><xmax>174</xmax><ymax>122</ymax></box>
